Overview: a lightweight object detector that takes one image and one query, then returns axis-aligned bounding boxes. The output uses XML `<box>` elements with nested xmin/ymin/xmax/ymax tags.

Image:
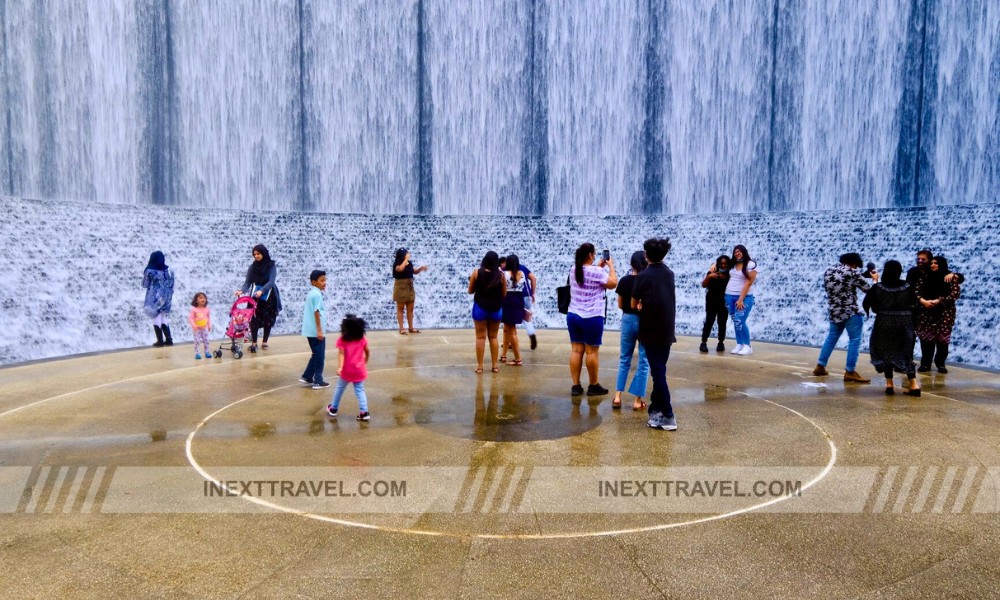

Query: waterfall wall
<box><xmin>1</xmin><ymin>196</ymin><xmax>997</xmax><ymax>370</ymax></box>
<box><xmin>1</xmin><ymin>0</ymin><xmax>997</xmax><ymax>215</ymax></box>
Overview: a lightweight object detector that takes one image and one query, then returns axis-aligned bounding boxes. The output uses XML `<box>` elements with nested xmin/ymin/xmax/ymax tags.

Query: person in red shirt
<box><xmin>326</xmin><ymin>314</ymin><xmax>371</xmax><ymax>421</ymax></box>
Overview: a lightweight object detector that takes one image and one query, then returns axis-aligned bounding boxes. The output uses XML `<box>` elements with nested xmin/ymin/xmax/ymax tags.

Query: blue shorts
<box><xmin>472</xmin><ymin>302</ymin><xmax>502</xmax><ymax>322</ymax></box>
<box><xmin>567</xmin><ymin>313</ymin><xmax>604</xmax><ymax>346</ymax></box>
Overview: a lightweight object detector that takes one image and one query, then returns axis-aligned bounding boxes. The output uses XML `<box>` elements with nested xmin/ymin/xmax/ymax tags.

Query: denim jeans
<box><xmin>724</xmin><ymin>294</ymin><xmax>755</xmax><ymax>346</ymax></box>
<box><xmin>644</xmin><ymin>344</ymin><xmax>673</xmax><ymax>418</ymax></box>
<box><xmin>615</xmin><ymin>313</ymin><xmax>649</xmax><ymax>397</ymax></box>
<box><xmin>302</xmin><ymin>337</ymin><xmax>326</xmax><ymax>383</ymax></box>
<box><xmin>817</xmin><ymin>314</ymin><xmax>864</xmax><ymax>372</ymax></box>
<box><xmin>332</xmin><ymin>378</ymin><xmax>368</xmax><ymax>412</ymax></box>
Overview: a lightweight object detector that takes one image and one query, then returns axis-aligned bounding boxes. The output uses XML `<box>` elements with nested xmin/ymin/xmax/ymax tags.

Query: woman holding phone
<box><xmin>567</xmin><ymin>243</ymin><xmax>617</xmax><ymax>396</ymax></box>
<box><xmin>393</xmin><ymin>248</ymin><xmax>429</xmax><ymax>335</ymax></box>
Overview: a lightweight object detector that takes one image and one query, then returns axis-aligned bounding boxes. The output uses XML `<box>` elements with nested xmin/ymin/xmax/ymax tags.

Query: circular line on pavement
<box><xmin>184</xmin><ymin>364</ymin><xmax>838</xmax><ymax>540</ymax></box>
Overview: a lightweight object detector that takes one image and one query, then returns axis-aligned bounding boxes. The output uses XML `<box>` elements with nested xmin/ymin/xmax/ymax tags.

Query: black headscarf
<box><xmin>922</xmin><ymin>255</ymin><xmax>952</xmax><ymax>299</ymax></box>
<box><xmin>881</xmin><ymin>260</ymin><xmax>903</xmax><ymax>287</ymax></box>
<box><xmin>248</xmin><ymin>244</ymin><xmax>274</xmax><ymax>285</ymax></box>
<box><xmin>146</xmin><ymin>251</ymin><xmax>167</xmax><ymax>271</ymax></box>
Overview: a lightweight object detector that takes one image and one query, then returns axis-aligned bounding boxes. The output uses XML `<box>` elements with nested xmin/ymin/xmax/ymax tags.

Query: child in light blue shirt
<box><xmin>299</xmin><ymin>270</ymin><xmax>329</xmax><ymax>389</ymax></box>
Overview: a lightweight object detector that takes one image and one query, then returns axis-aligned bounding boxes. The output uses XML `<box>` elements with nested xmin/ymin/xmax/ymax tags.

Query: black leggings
<box><xmin>251</xmin><ymin>325</ymin><xmax>272</xmax><ymax>344</ymax></box>
<box><xmin>701</xmin><ymin>303</ymin><xmax>727</xmax><ymax>342</ymax></box>
<box><xmin>919</xmin><ymin>339</ymin><xmax>949</xmax><ymax>368</ymax></box>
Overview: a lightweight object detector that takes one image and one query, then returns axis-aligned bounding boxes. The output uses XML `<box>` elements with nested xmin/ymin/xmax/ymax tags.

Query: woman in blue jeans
<box><xmin>613</xmin><ymin>251</ymin><xmax>649</xmax><ymax>410</ymax></box>
<box><xmin>725</xmin><ymin>245</ymin><xmax>758</xmax><ymax>355</ymax></box>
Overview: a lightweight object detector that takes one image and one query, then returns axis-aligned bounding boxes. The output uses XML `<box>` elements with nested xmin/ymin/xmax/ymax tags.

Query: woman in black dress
<box><xmin>237</xmin><ymin>244</ymin><xmax>282</xmax><ymax>352</ymax></box>
<box><xmin>863</xmin><ymin>260</ymin><xmax>920</xmax><ymax>396</ymax></box>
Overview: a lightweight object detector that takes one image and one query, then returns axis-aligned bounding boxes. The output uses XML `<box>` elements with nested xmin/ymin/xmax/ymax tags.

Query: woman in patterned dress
<box><xmin>915</xmin><ymin>256</ymin><xmax>961</xmax><ymax>374</ymax></box>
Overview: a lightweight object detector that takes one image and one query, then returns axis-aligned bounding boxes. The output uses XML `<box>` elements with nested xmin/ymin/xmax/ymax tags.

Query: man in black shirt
<box><xmin>631</xmin><ymin>238</ymin><xmax>677</xmax><ymax>431</ymax></box>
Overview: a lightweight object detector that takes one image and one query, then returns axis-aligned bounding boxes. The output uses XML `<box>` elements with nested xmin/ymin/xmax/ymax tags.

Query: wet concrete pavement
<box><xmin>1</xmin><ymin>329</ymin><xmax>998</xmax><ymax>598</ymax></box>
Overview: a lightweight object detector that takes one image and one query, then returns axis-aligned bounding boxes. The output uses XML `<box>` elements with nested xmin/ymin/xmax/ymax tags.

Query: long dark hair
<box><xmin>732</xmin><ymin>245</ymin><xmax>753</xmax><ymax>279</ymax></box>
<box><xmin>479</xmin><ymin>251</ymin><xmax>503</xmax><ymax>290</ymax></box>
<box><xmin>190</xmin><ymin>292</ymin><xmax>208</xmax><ymax>307</ymax></box>
<box><xmin>630</xmin><ymin>250</ymin><xmax>647</xmax><ymax>274</ymax></box>
<box><xmin>574</xmin><ymin>243</ymin><xmax>595</xmax><ymax>285</ymax></box>
<box><xmin>340</xmin><ymin>314</ymin><xmax>367</xmax><ymax>342</ymax></box>
<box><xmin>393</xmin><ymin>248</ymin><xmax>408</xmax><ymax>267</ymax></box>
<box><xmin>146</xmin><ymin>251</ymin><xmax>167</xmax><ymax>271</ymax></box>
<box><xmin>506</xmin><ymin>254</ymin><xmax>520</xmax><ymax>281</ymax></box>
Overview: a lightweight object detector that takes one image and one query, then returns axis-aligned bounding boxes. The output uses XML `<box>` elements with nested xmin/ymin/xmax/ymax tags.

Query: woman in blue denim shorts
<box><xmin>567</xmin><ymin>243</ymin><xmax>618</xmax><ymax>396</ymax></box>
<box><xmin>468</xmin><ymin>251</ymin><xmax>507</xmax><ymax>374</ymax></box>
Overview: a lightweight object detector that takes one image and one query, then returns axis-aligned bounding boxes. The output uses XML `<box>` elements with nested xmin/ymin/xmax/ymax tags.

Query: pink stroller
<box><xmin>213</xmin><ymin>296</ymin><xmax>257</xmax><ymax>359</ymax></box>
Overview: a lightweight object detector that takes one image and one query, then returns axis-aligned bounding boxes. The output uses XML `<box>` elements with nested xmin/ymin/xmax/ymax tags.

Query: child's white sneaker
<box><xmin>730</xmin><ymin>344</ymin><xmax>744</xmax><ymax>354</ymax></box>
<box><xmin>737</xmin><ymin>345</ymin><xmax>753</xmax><ymax>355</ymax></box>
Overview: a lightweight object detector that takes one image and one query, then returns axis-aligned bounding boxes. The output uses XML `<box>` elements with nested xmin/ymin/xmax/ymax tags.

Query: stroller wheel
<box><xmin>234</xmin><ymin>350</ymin><xmax>243</xmax><ymax>359</ymax></box>
<box><xmin>214</xmin><ymin>351</ymin><xmax>222</xmax><ymax>359</ymax></box>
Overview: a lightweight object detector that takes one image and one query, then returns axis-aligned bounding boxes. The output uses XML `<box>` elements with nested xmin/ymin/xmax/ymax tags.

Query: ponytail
<box><xmin>574</xmin><ymin>243</ymin><xmax>595</xmax><ymax>285</ymax></box>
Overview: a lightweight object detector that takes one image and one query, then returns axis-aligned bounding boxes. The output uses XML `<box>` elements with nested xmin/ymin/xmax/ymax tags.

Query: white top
<box><xmin>505</xmin><ymin>271</ymin><xmax>525</xmax><ymax>294</ymax></box>
<box><xmin>725</xmin><ymin>260</ymin><xmax>758</xmax><ymax>296</ymax></box>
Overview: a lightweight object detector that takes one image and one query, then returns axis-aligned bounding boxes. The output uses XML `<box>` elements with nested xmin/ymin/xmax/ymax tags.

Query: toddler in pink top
<box><xmin>326</xmin><ymin>314</ymin><xmax>371</xmax><ymax>421</ymax></box>
<box><xmin>188</xmin><ymin>292</ymin><xmax>212</xmax><ymax>359</ymax></box>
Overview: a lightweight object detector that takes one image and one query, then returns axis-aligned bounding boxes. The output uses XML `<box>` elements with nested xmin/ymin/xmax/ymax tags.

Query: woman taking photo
<box><xmin>915</xmin><ymin>255</ymin><xmax>961</xmax><ymax>374</ymax></box>
<box><xmin>864</xmin><ymin>260</ymin><xmax>920</xmax><ymax>396</ymax></box>
<box><xmin>613</xmin><ymin>250</ymin><xmax>649</xmax><ymax>410</ymax></box>
<box><xmin>567</xmin><ymin>243</ymin><xmax>617</xmax><ymax>396</ymax></box>
<box><xmin>237</xmin><ymin>244</ymin><xmax>282</xmax><ymax>352</ymax></box>
<box><xmin>468</xmin><ymin>251</ymin><xmax>507</xmax><ymax>374</ymax></box>
<box><xmin>393</xmin><ymin>248</ymin><xmax>429</xmax><ymax>335</ymax></box>
<box><xmin>726</xmin><ymin>245</ymin><xmax>758</xmax><ymax>355</ymax></box>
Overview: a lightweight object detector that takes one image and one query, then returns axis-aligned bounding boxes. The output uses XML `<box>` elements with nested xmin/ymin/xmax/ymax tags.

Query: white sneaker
<box><xmin>730</xmin><ymin>344</ymin><xmax>744</xmax><ymax>354</ymax></box>
<box><xmin>737</xmin><ymin>345</ymin><xmax>753</xmax><ymax>355</ymax></box>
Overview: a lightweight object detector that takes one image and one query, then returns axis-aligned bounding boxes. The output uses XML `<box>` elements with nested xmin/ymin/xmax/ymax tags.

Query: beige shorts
<box><xmin>393</xmin><ymin>278</ymin><xmax>415</xmax><ymax>304</ymax></box>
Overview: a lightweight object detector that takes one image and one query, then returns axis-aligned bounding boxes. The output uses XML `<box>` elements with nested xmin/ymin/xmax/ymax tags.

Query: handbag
<box><xmin>556</xmin><ymin>277</ymin><xmax>570</xmax><ymax>314</ymax></box>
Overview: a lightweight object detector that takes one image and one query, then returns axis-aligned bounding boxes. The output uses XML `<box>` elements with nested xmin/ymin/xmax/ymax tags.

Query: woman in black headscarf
<box><xmin>237</xmin><ymin>244</ymin><xmax>282</xmax><ymax>351</ymax></box>
<box><xmin>143</xmin><ymin>250</ymin><xmax>175</xmax><ymax>347</ymax></box>
<box><xmin>863</xmin><ymin>260</ymin><xmax>920</xmax><ymax>396</ymax></box>
<box><xmin>915</xmin><ymin>255</ymin><xmax>961</xmax><ymax>374</ymax></box>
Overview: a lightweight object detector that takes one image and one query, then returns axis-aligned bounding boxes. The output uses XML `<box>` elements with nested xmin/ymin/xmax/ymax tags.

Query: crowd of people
<box><xmin>141</xmin><ymin>242</ymin><xmax>963</xmax><ymax>427</ymax></box>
